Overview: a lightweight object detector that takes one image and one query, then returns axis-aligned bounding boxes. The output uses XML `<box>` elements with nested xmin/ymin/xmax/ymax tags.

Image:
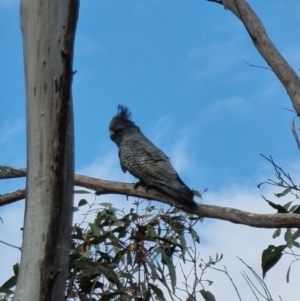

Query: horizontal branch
<box><xmin>1</xmin><ymin>165</ymin><xmax>300</xmax><ymax>228</ymax></box>
<box><xmin>0</xmin><ymin>189</ymin><xmax>26</xmax><ymax>205</ymax></box>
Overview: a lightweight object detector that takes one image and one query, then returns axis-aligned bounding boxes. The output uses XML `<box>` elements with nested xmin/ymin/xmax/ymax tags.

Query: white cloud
<box><xmin>185</xmin><ymin>41</ymin><xmax>243</xmax><ymax>79</ymax></box>
<box><xmin>0</xmin><ymin>202</ymin><xmax>24</xmax><ymax>286</ymax></box>
<box><xmin>183</xmin><ymin>184</ymin><xmax>298</xmax><ymax>301</ymax></box>
<box><xmin>199</xmin><ymin>96</ymin><xmax>249</xmax><ymax>122</ymax></box>
<box><xmin>168</xmin><ymin>129</ymin><xmax>193</xmax><ymax>173</ymax></box>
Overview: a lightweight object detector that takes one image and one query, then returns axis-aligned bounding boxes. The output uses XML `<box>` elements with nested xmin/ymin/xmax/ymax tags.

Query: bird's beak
<box><xmin>109</xmin><ymin>130</ymin><xmax>115</xmax><ymax>140</ymax></box>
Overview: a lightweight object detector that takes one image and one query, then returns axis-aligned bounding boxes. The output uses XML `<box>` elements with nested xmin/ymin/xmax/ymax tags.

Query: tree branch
<box><xmin>0</xmin><ymin>189</ymin><xmax>26</xmax><ymax>205</ymax></box>
<box><xmin>214</xmin><ymin>0</ymin><xmax>300</xmax><ymax>114</ymax></box>
<box><xmin>2</xmin><ymin>166</ymin><xmax>300</xmax><ymax>229</ymax></box>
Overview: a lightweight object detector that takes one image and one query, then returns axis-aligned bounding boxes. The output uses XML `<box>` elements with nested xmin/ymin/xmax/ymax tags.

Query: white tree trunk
<box><xmin>13</xmin><ymin>0</ymin><xmax>79</xmax><ymax>300</ymax></box>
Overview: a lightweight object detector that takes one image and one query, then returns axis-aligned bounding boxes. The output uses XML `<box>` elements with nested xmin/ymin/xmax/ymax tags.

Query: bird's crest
<box><xmin>110</xmin><ymin>104</ymin><xmax>139</xmax><ymax>133</ymax></box>
<box><xmin>116</xmin><ymin>105</ymin><xmax>132</xmax><ymax>122</ymax></box>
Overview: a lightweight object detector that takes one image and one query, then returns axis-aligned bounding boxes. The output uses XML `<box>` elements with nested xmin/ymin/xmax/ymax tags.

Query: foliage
<box><xmin>3</xmin><ymin>154</ymin><xmax>300</xmax><ymax>300</ymax></box>
<box><xmin>66</xmin><ymin>196</ymin><xmax>217</xmax><ymax>300</ymax></box>
<box><xmin>258</xmin><ymin>155</ymin><xmax>300</xmax><ymax>280</ymax></box>
<box><xmin>0</xmin><ymin>263</ymin><xmax>18</xmax><ymax>301</ymax></box>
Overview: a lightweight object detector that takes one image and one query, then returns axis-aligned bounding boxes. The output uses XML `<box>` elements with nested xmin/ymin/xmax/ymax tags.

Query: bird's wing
<box><xmin>118</xmin><ymin>148</ymin><xmax>127</xmax><ymax>173</ymax></box>
<box><xmin>120</xmin><ymin>138</ymin><xmax>194</xmax><ymax>202</ymax></box>
<box><xmin>119</xmin><ymin>138</ymin><xmax>178</xmax><ymax>183</ymax></box>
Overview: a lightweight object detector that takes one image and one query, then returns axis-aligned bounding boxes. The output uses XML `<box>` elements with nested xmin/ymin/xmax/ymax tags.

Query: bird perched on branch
<box><xmin>109</xmin><ymin>105</ymin><xmax>195</xmax><ymax>204</ymax></box>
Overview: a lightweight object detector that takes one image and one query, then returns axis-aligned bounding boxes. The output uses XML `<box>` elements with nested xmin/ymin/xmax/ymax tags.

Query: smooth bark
<box><xmin>13</xmin><ymin>0</ymin><xmax>79</xmax><ymax>300</ymax></box>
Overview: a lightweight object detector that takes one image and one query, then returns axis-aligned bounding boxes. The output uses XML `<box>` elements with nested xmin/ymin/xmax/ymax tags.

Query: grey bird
<box><xmin>109</xmin><ymin>105</ymin><xmax>195</xmax><ymax>204</ymax></box>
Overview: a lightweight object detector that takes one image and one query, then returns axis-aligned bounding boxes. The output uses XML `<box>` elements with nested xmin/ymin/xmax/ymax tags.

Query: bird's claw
<box><xmin>134</xmin><ymin>180</ymin><xmax>154</xmax><ymax>192</ymax></box>
<box><xmin>134</xmin><ymin>180</ymin><xmax>143</xmax><ymax>189</ymax></box>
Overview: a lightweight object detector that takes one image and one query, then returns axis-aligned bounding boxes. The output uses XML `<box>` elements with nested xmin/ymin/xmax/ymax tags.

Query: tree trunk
<box><xmin>13</xmin><ymin>0</ymin><xmax>79</xmax><ymax>300</ymax></box>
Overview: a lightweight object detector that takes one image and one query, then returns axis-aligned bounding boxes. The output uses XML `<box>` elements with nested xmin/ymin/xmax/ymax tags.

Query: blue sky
<box><xmin>1</xmin><ymin>0</ymin><xmax>300</xmax><ymax>300</ymax></box>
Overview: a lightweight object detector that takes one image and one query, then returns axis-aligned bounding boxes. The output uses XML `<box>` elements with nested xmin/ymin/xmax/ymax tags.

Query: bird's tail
<box><xmin>156</xmin><ymin>181</ymin><xmax>195</xmax><ymax>204</ymax></box>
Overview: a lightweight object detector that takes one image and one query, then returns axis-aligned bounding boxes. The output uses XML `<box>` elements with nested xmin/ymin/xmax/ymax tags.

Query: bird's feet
<box><xmin>134</xmin><ymin>180</ymin><xmax>154</xmax><ymax>192</ymax></box>
<box><xmin>134</xmin><ymin>180</ymin><xmax>144</xmax><ymax>189</ymax></box>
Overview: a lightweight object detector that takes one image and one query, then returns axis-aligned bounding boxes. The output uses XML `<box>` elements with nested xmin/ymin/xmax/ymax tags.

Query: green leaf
<box><xmin>112</xmin><ymin>226</ymin><xmax>127</xmax><ymax>239</ymax></box>
<box><xmin>131</xmin><ymin>264</ymin><xmax>140</xmax><ymax>274</ymax></box>
<box><xmin>261</xmin><ymin>196</ymin><xmax>289</xmax><ymax>213</ymax></box>
<box><xmin>261</xmin><ymin>244</ymin><xmax>286</xmax><ymax>278</ymax></box>
<box><xmin>130</xmin><ymin>212</ymin><xmax>138</xmax><ymax>222</ymax></box>
<box><xmin>113</xmin><ymin>249</ymin><xmax>127</xmax><ymax>264</ymax></box>
<box><xmin>74</xmin><ymin>260</ymin><xmax>93</xmax><ymax>271</ymax></box>
<box><xmin>282</xmin><ymin>200</ymin><xmax>294</xmax><ymax>210</ymax></box>
<box><xmin>293</xmin><ymin>241</ymin><xmax>300</xmax><ymax>248</ymax></box>
<box><xmin>81</xmin><ymin>251</ymin><xmax>91</xmax><ymax>258</ymax></box>
<box><xmin>98</xmin><ymin>202</ymin><xmax>113</xmax><ymax>207</ymax></box>
<box><xmin>292</xmin><ymin>205</ymin><xmax>300</xmax><ymax>214</ymax></box>
<box><xmin>147</xmin><ymin>261</ymin><xmax>159</xmax><ymax>279</ymax></box>
<box><xmin>145</xmin><ymin>205</ymin><xmax>156</xmax><ymax>212</ymax></box>
<box><xmin>73</xmin><ymin>226</ymin><xmax>84</xmax><ymax>239</ymax></box>
<box><xmin>200</xmin><ymin>289</ymin><xmax>216</xmax><ymax>301</ymax></box>
<box><xmin>178</xmin><ymin>235</ymin><xmax>187</xmax><ymax>258</ymax></box>
<box><xmin>119</xmin><ymin>271</ymin><xmax>134</xmax><ymax>279</ymax></box>
<box><xmin>155</xmin><ymin>247</ymin><xmax>176</xmax><ymax>293</ymax></box>
<box><xmin>78</xmin><ymin>199</ymin><xmax>88</xmax><ymax>207</ymax></box>
<box><xmin>272</xmin><ymin>228</ymin><xmax>281</xmax><ymax>239</ymax></box>
<box><xmin>107</xmin><ymin>206</ymin><xmax>121</xmax><ymax>212</ymax></box>
<box><xmin>70</xmin><ymin>252</ymin><xmax>82</xmax><ymax>262</ymax></box>
<box><xmin>275</xmin><ymin>187</ymin><xmax>292</xmax><ymax>198</ymax></box>
<box><xmin>191</xmin><ymin>228</ymin><xmax>200</xmax><ymax>243</ymax></box>
<box><xmin>149</xmin><ymin>283</ymin><xmax>166</xmax><ymax>301</ymax></box>
<box><xmin>90</xmin><ymin>236</ymin><xmax>106</xmax><ymax>245</ymax></box>
<box><xmin>147</xmin><ymin>226</ymin><xmax>157</xmax><ymax>238</ymax></box>
<box><xmin>0</xmin><ymin>275</ymin><xmax>17</xmax><ymax>291</ymax></box>
<box><xmin>0</xmin><ymin>286</ymin><xmax>14</xmax><ymax>295</ymax></box>
<box><xmin>127</xmin><ymin>249</ymin><xmax>133</xmax><ymax>266</ymax></box>
<box><xmin>74</xmin><ymin>189</ymin><xmax>92</xmax><ymax>194</ymax></box>
<box><xmin>72</xmin><ymin>206</ymin><xmax>79</xmax><ymax>212</ymax></box>
<box><xmin>155</xmin><ymin>260</ymin><xmax>164</xmax><ymax>277</ymax></box>
<box><xmin>284</xmin><ymin>229</ymin><xmax>293</xmax><ymax>248</ymax></box>
<box><xmin>89</xmin><ymin>223</ymin><xmax>101</xmax><ymax>237</ymax></box>
<box><xmin>141</xmin><ymin>283</ymin><xmax>147</xmax><ymax>299</ymax></box>
<box><xmin>13</xmin><ymin>263</ymin><xmax>19</xmax><ymax>276</ymax></box>
<box><xmin>286</xmin><ymin>264</ymin><xmax>292</xmax><ymax>283</ymax></box>
<box><xmin>141</xmin><ymin>214</ymin><xmax>154</xmax><ymax>218</ymax></box>
<box><xmin>99</xmin><ymin>291</ymin><xmax>127</xmax><ymax>299</ymax></box>
<box><xmin>71</xmin><ymin>234</ymin><xmax>83</xmax><ymax>240</ymax></box>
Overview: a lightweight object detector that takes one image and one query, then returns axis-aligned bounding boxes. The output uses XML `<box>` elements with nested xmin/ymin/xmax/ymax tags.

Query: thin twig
<box><xmin>209</xmin><ymin>265</ymin><xmax>242</xmax><ymax>301</ymax></box>
<box><xmin>291</xmin><ymin>116</ymin><xmax>300</xmax><ymax>151</ymax></box>
<box><xmin>244</xmin><ymin>60</ymin><xmax>273</xmax><ymax>71</ymax></box>
<box><xmin>0</xmin><ymin>240</ymin><xmax>21</xmax><ymax>251</ymax></box>
<box><xmin>238</xmin><ymin>257</ymin><xmax>273</xmax><ymax>301</ymax></box>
